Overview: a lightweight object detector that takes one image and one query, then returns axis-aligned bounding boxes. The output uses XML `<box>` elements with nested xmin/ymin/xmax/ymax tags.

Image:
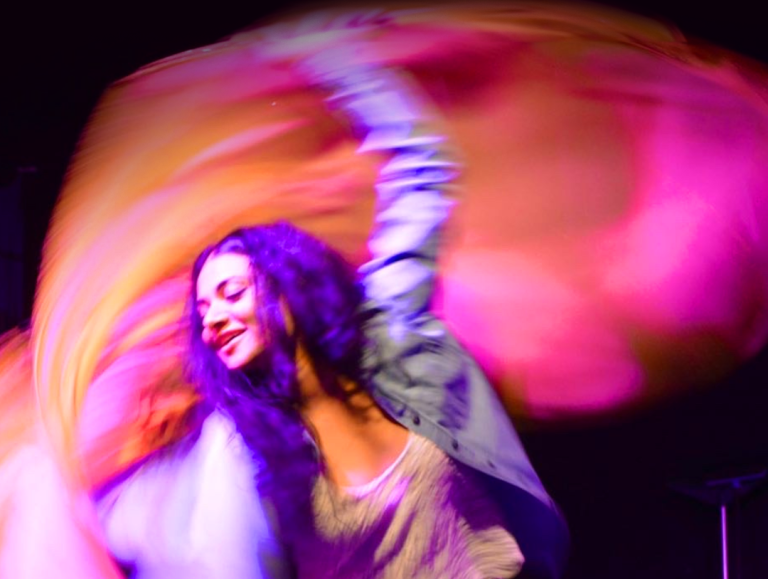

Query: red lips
<box><xmin>214</xmin><ymin>329</ymin><xmax>244</xmax><ymax>350</ymax></box>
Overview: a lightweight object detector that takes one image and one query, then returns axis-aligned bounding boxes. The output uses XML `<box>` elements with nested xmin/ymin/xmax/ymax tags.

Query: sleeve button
<box><xmin>412</xmin><ymin>414</ymin><xmax>421</xmax><ymax>425</ymax></box>
<box><xmin>451</xmin><ymin>440</ymin><xmax>459</xmax><ymax>451</ymax></box>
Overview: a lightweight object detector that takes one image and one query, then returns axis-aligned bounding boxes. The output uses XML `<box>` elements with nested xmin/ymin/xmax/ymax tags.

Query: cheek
<box><xmin>201</xmin><ymin>327</ymin><xmax>213</xmax><ymax>346</ymax></box>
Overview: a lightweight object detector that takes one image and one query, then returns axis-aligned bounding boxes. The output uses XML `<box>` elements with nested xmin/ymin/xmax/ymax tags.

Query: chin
<box><xmin>221</xmin><ymin>348</ymin><xmax>265</xmax><ymax>372</ymax></box>
<box><xmin>222</xmin><ymin>356</ymin><xmax>253</xmax><ymax>371</ymax></box>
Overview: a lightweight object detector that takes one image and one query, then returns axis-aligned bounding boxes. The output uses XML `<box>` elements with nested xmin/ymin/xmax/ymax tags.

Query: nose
<box><xmin>202</xmin><ymin>300</ymin><xmax>228</xmax><ymax>332</ymax></box>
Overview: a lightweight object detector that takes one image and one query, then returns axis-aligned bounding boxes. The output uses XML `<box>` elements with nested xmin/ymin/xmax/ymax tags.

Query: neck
<box><xmin>295</xmin><ymin>343</ymin><xmax>327</xmax><ymax>401</ymax></box>
<box><xmin>293</xmin><ymin>344</ymin><xmax>409</xmax><ymax>488</ymax></box>
<box><xmin>295</xmin><ymin>344</ymin><xmax>360</xmax><ymax>403</ymax></box>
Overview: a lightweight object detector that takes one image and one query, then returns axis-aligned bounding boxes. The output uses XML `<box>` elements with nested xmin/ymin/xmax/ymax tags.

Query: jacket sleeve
<box><xmin>309</xmin><ymin>64</ymin><xmax>460</xmax><ymax>332</ymax></box>
<box><xmin>92</xmin><ymin>412</ymin><xmax>292</xmax><ymax>579</ymax></box>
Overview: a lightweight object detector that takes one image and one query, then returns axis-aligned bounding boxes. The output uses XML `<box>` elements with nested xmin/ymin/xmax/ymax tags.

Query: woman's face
<box><xmin>196</xmin><ymin>252</ymin><xmax>264</xmax><ymax>370</ymax></box>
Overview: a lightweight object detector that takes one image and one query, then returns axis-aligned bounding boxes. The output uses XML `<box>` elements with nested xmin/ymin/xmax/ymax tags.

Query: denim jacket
<box><xmin>333</xmin><ymin>66</ymin><xmax>570</xmax><ymax>578</ymax></box>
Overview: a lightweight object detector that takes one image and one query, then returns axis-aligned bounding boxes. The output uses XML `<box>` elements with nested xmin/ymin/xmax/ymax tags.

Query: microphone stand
<box><xmin>671</xmin><ymin>467</ymin><xmax>767</xmax><ymax>579</ymax></box>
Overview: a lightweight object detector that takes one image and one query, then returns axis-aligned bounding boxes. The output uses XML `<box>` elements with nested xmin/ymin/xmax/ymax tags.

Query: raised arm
<box><xmin>304</xmin><ymin>60</ymin><xmax>460</xmax><ymax>324</ymax></box>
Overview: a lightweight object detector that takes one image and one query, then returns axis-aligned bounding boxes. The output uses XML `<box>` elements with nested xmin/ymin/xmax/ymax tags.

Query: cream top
<box><xmin>296</xmin><ymin>432</ymin><xmax>525</xmax><ymax>579</ymax></box>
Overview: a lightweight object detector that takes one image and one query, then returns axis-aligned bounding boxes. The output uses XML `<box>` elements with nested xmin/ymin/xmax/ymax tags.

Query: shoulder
<box><xmin>93</xmin><ymin>410</ymin><xmax>279</xmax><ymax>572</ymax></box>
<box><xmin>94</xmin><ymin>410</ymin><xmax>256</xmax><ymax>505</ymax></box>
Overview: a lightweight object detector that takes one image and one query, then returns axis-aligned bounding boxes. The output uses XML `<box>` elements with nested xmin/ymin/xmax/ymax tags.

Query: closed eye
<box><xmin>224</xmin><ymin>287</ymin><xmax>246</xmax><ymax>302</ymax></box>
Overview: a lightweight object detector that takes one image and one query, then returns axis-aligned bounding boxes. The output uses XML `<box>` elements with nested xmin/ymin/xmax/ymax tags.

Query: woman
<box><xmin>95</xmin><ymin>59</ymin><xmax>568</xmax><ymax>578</ymax></box>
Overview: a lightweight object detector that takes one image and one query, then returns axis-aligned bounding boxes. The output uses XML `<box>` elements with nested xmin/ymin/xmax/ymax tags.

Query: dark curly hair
<box><xmin>184</xmin><ymin>221</ymin><xmax>370</xmax><ymax>546</ymax></box>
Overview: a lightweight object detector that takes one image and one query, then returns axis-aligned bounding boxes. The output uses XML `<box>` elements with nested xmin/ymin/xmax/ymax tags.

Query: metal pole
<box><xmin>721</xmin><ymin>503</ymin><xmax>728</xmax><ymax>579</ymax></box>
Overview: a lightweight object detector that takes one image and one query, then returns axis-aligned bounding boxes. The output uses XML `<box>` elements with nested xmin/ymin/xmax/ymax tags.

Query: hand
<box><xmin>256</xmin><ymin>8</ymin><xmax>389</xmax><ymax>72</ymax></box>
